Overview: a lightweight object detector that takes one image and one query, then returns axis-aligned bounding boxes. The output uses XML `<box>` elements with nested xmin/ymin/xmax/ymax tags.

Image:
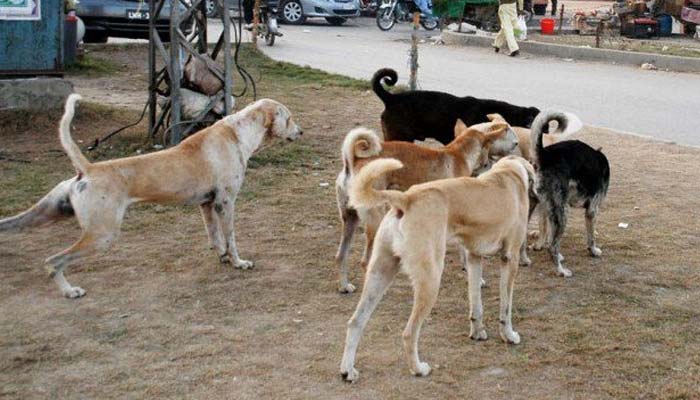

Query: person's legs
<box><xmin>551</xmin><ymin>0</ymin><xmax>557</xmax><ymax>16</ymax></box>
<box><xmin>500</xmin><ymin>3</ymin><xmax>519</xmax><ymax>53</ymax></box>
<box><xmin>243</xmin><ymin>0</ymin><xmax>254</xmax><ymax>24</ymax></box>
<box><xmin>493</xmin><ymin>5</ymin><xmax>507</xmax><ymax>50</ymax></box>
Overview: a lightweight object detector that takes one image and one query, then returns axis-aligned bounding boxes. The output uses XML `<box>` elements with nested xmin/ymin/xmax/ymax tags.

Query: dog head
<box><xmin>255</xmin><ymin>99</ymin><xmax>303</xmax><ymax>141</ymax></box>
<box><xmin>454</xmin><ymin>119</ymin><xmax>514</xmax><ymax>176</ymax></box>
<box><xmin>466</xmin><ymin>116</ymin><xmax>519</xmax><ymax>157</ymax></box>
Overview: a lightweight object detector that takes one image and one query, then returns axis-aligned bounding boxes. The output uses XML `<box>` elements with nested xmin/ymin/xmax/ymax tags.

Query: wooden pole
<box><xmin>169</xmin><ymin>0</ymin><xmax>182</xmax><ymax>144</ymax></box>
<box><xmin>558</xmin><ymin>4</ymin><xmax>564</xmax><ymax>35</ymax></box>
<box><xmin>595</xmin><ymin>20</ymin><xmax>602</xmax><ymax>48</ymax></box>
<box><xmin>222</xmin><ymin>0</ymin><xmax>233</xmax><ymax>114</ymax></box>
<box><xmin>409</xmin><ymin>11</ymin><xmax>420</xmax><ymax>90</ymax></box>
<box><xmin>253</xmin><ymin>0</ymin><xmax>260</xmax><ymax>46</ymax></box>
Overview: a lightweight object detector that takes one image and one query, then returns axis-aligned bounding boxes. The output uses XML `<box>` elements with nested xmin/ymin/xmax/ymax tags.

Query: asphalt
<box><xmin>114</xmin><ymin>17</ymin><xmax>700</xmax><ymax>147</ymax></box>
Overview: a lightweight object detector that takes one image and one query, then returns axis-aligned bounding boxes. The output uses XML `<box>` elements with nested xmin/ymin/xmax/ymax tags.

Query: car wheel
<box><xmin>205</xmin><ymin>0</ymin><xmax>218</xmax><ymax>17</ymax></box>
<box><xmin>280</xmin><ymin>0</ymin><xmax>305</xmax><ymax>24</ymax></box>
<box><xmin>325</xmin><ymin>17</ymin><xmax>346</xmax><ymax>26</ymax></box>
<box><xmin>83</xmin><ymin>30</ymin><xmax>108</xmax><ymax>43</ymax></box>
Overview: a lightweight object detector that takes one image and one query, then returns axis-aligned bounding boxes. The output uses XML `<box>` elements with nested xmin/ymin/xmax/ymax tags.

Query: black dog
<box><xmin>529</xmin><ymin>111</ymin><xmax>610</xmax><ymax>278</ymax></box>
<box><xmin>372</xmin><ymin>68</ymin><xmax>541</xmax><ymax>145</ymax></box>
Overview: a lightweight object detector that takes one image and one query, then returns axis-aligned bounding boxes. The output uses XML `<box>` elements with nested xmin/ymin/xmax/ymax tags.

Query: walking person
<box><xmin>493</xmin><ymin>0</ymin><xmax>523</xmax><ymax>57</ymax></box>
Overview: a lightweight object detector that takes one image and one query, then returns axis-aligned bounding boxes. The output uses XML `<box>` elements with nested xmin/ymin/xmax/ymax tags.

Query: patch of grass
<box><xmin>248</xmin><ymin>141</ymin><xmax>317</xmax><ymax>169</ymax></box>
<box><xmin>235</xmin><ymin>44</ymin><xmax>370</xmax><ymax>90</ymax></box>
<box><xmin>65</xmin><ymin>54</ymin><xmax>122</xmax><ymax>76</ymax></box>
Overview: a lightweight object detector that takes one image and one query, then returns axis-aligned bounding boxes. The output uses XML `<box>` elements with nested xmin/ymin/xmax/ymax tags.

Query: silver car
<box><xmin>278</xmin><ymin>0</ymin><xmax>360</xmax><ymax>25</ymax></box>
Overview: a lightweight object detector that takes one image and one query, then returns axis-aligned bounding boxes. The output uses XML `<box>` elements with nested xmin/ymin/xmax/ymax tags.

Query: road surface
<box><xmin>246</xmin><ymin>18</ymin><xmax>699</xmax><ymax>147</ymax></box>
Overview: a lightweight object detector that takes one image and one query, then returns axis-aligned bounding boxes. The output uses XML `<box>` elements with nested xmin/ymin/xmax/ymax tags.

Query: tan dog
<box><xmin>339</xmin><ymin>156</ymin><xmax>536</xmax><ymax>381</ymax></box>
<box><xmin>340</xmin><ymin>156</ymin><xmax>535</xmax><ymax>381</ymax></box>
<box><xmin>334</xmin><ymin>120</ymin><xmax>517</xmax><ymax>293</ymax></box>
<box><xmin>0</xmin><ymin>94</ymin><xmax>303</xmax><ymax>298</ymax></box>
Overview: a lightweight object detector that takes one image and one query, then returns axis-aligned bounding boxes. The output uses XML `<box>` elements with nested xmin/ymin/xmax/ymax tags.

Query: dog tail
<box><xmin>349</xmin><ymin>158</ymin><xmax>407</xmax><ymax>211</ymax></box>
<box><xmin>59</xmin><ymin>94</ymin><xmax>91</xmax><ymax>175</ymax></box>
<box><xmin>0</xmin><ymin>179</ymin><xmax>75</xmax><ymax>232</ymax></box>
<box><xmin>372</xmin><ymin>68</ymin><xmax>398</xmax><ymax>104</ymax></box>
<box><xmin>341</xmin><ymin>127</ymin><xmax>383</xmax><ymax>175</ymax></box>
<box><xmin>530</xmin><ymin>110</ymin><xmax>583</xmax><ymax>164</ymax></box>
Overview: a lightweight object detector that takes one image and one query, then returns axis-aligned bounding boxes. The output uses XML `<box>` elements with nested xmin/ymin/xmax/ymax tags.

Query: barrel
<box><xmin>540</xmin><ymin>18</ymin><xmax>556</xmax><ymax>34</ymax></box>
<box><xmin>656</xmin><ymin>14</ymin><xmax>672</xmax><ymax>36</ymax></box>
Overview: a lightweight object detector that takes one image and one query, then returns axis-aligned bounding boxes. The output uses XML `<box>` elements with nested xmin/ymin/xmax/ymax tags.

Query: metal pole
<box><xmin>148</xmin><ymin>0</ymin><xmax>157</xmax><ymax>137</ymax></box>
<box><xmin>558</xmin><ymin>4</ymin><xmax>564</xmax><ymax>35</ymax></box>
<box><xmin>222</xmin><ymin>0</ymin><xmax>233</xmax><ymax>115</ymax></box>
<box><xmin>170</xmin><ymin>0</ymin><xmax>182</xmax><ymax>144</ymax></box>
<box><xmin>409</xmin><ymin>11</ymin><xmax>420</xmax><ymax>90</ymax></box>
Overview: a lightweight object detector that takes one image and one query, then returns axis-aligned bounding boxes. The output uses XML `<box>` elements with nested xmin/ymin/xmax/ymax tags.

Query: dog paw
<box><xmin>235</xmin><ymin>259</ymin><xmax>255</xmax><ymax>270</ymax></box>
<box><xmin>480</xmin><ymin>278</ymin><xmax>487</xmax><ymax>288</ymax></box>
<box><xmin>63</xmin><ymin>286</ymin><xmax>86</xmax><ymax>299</ymax></box>
<box><xmin>557</xmin><ymin>266</ymin><xmax>573</xmax><ymax>278</ymax></box>
<box><xmin>470</xmin><ymin>327</ymin><xmax>488</xmax><ymax>341</ymax></box>
<box><xmin>528</xmin><ymin>230</ymin><xmax>539</xmax><ymax>240</ymax></box>
<box><xmin>501</xmin><ymin>329</ymin><xmax>521</xmax><ymax>345</ymax></box>
<box><xmin>519</xmin><ymin>256</ymin><xmax>532</xmax><ymax>267</ymax></box>
<box><xmin>589</xmin><ymin>246</ymin><xmax>602</xmax><ymax>257</ymax></box>
<box><xmin>339</xmin><ymin>283</ymin><xmax>356</xmax><ymax>294</ymax></box>
<box><xmin>411</xmin><ymin>362</ymin><xmax>432</xmax><ymax>377</ymax></box>
<box><xmin>340</xmin><ymin>367</ymin><xmax>359</xmax><ymax>383</ymax></box>
<box><xmin>219</xmin><ymin>254</ymin><xmax>231</xmax><ymax>264</ymax></box>
<box><xmin>531</xmin><ymin>243</ymin><xmax>545</xmax><ymax>252</ymax></box>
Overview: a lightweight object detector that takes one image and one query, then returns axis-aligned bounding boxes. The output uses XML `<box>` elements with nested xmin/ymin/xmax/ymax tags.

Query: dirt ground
<box><xmin>1</xmin><ymin>45</ymin><xmax>699</xmax><ymax>399</ymax></box>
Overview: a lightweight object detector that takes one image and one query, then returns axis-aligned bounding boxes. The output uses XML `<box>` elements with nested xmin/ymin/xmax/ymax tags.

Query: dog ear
<box><xmin>454</xmin><ymin>119</ymin><xmax>469</xmax><ymax>138</ymax></box>
<box><xmin>484</xmin><ymin>122</ymin><xmax>509</xmax><ymax>142</ymax></box>
<box><xmin>486</xmin><ymin>113</ymin><xmax>505</xmax><ymax>122</ymax></box>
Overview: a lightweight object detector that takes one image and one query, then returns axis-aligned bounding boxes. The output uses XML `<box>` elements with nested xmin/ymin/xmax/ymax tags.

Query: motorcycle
<box><xmin>255</xmin><ymin>0</ymin><xmax>282</xmax><ymax>46</ymax></box>
<box><xmin>376</xmin><ymin>0</ymin><xmax>439</xmax><ymax>31</ymax></box>
<box><xmin>360</xmin><ymin>0</ymin><xmax>379</xmax><ymax>13</ymax></box>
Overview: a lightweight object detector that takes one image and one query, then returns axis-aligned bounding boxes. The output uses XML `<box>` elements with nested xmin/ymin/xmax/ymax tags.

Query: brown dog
<box><xmin>339</xmin><ymin>155</ymin><xmax>536</xmax><ymax>381</ymax></box>
<box><xmin>0</xmin><ymin>94</ymin><xmax>303</xmax><ymax>298</ymax></box>
<box><xmin>334</xmin><ymin>120</ymin><xmax>517</xmax><ymax>293</ymax></box>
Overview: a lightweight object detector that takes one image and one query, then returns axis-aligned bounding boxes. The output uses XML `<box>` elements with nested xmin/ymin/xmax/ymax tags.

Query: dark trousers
<box><xmin>551</xmin><ymin>0</ymin><xmax>557</xmax><ymax>15</ymax></box>
<box><xmin>244</xmin><ymin>0</ymin><xmax>254</xmax><ymax>24</ymax></box>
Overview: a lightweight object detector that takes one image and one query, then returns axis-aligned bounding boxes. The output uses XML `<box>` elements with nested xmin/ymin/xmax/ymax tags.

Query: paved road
<box><xmin>243</xmin><ymin>17</ymin><xmax>699</xmax><ymax>147</ymax></box>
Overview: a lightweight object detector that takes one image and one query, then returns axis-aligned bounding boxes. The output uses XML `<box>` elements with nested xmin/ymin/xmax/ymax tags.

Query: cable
<box><xmin>87</xmin><ymin>100</ymin><xmax>149</xmax><ymax>151</ymax></box>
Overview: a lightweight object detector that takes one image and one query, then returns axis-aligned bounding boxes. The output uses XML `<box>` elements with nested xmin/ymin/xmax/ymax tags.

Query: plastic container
<box><xmin>656</xmin><ymin>14</ymin><xmax>672</xmax><ymax>36</ymax></box>
<box><xmin>540</xmin><ymin>18</ymin><xmax>555</xmax><ymax>34</ymax></box>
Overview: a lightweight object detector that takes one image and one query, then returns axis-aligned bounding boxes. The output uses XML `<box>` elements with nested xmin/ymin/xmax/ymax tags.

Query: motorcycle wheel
<box><xmin>376</xmin><ymin>8</ymin><xmax>395</xmax><ymax>31</ymax></box>
<box><xmin>420</xmin><ymin>17</ymin><xmax>439</xmax><ymax>31</ymax></box>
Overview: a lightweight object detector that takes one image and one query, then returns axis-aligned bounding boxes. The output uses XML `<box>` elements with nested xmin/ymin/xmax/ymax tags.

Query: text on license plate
<box><xmin>127</xmin><ymin>10</ymin><xmax>149</xmax><ymax>19</ymax></box>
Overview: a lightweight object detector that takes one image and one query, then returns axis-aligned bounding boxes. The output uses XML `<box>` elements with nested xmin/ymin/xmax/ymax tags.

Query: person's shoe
<box><xmin>509</xmin><ymin>50</ymin><xmax>520</xmax><ymax>57</ymax></box>
<box><xmin>493</xmin><ymin>46</ymin><xmax>500</xmax><ymax>53</ymax></box>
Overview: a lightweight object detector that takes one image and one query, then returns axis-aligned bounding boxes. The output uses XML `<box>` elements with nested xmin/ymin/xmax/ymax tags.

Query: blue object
<box><xmin>0</xmin><ymin>0</ymin><xmax>64</xmax><ymax>75</ymax></box>
<box><xmin>414</xmin><ymin>0</ymin><xmax>433</xmax><ymax>16</ymax></box>
<box><xmin>656</xmin><ymin>14</ymin><xmax>672</xmax><ymax>37</ymax></box>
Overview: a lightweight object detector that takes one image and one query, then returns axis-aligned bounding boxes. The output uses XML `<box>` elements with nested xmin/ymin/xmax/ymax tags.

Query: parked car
<box><xmin>205</xmin><ymin>0</ymin><xmax>359</xmax><ymax>25</ymax></box>
<box><xmin>77</xmin><ymin>0</ymin><xmax>191</xmax><ymax>43</ymax></box>
<box><xmin>278</xmin><ymin>0</ymin><xmax>360</xmax><ymax>25</ymax></box>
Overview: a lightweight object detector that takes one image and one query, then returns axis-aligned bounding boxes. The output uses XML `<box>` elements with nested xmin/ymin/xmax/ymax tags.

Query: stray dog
<box><xmin>334</xmin><ymin>120</ymin><xmax>517</xmax><ymax>293</ymax></box>
<box><xmin>339</xmin><ymin>155</ymin><xmax>536</xmax><ymax>381</ymax></box>
<box><xmin>372</xmin><ymin>68</ymin><xmax>541</xmax><ymax>145</ymax></box>
<box><xmin>529</xmin><ymin>111</ymin><xmax>610</xmax><ymax>277</ymax></box>
<box><xmin>0</xmin><ymin>94</ymin><xmax>303</xmax><ymax>298</ymax></box>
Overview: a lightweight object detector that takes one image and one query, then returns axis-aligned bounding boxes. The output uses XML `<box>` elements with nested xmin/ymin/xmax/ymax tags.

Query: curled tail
<box><xmin>60</xmin><ymin>94</ymin><xmax>91</xmax><ymax>174</ymax></box>
<box><xmin>371</xmin><ymin>68</ymin><xmax>398</xmax><ymax>105</ymax></box>
<box><xmin>349</xmin><ymin>158</ymin><xmax>407</xmax><ymax>211</ymax></box>
<box><xmin>0</xmin><ymin>179</ymin><xmax>75</xmax><ymax>232</ymax></box>
<box><xmin>530</xmin><ymin>111</ymin><xmax>583</xmax><ymax>165</ymax></box>
<box><xmin>341</xmin><ymin>127</ymin><xmax>382</xmax><ymax>175</ymax></box>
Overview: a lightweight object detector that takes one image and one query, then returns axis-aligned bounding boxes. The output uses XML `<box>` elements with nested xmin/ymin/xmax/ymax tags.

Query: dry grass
<box><xmin>1</xmin><ymin>45</ymin><xmax>700</xmax><ymax>399</ymax></box>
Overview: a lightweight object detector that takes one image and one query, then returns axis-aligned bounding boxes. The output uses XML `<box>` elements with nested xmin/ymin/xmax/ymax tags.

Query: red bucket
<box><xmin>540</xmin><ymin>18</ymin><xmax>556</xmax><ymax>34</ymax></box>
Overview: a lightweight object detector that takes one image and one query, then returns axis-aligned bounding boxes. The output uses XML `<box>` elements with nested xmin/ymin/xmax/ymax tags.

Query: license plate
<box><xmin>127</xmin><ymin>10</ymin><xmax>149</xmax><ymax>19</ymax></box>
<box><xmin>344</xmin><ymin>3</ymin><xmax>354</xmax><ymax>9</ymax></box>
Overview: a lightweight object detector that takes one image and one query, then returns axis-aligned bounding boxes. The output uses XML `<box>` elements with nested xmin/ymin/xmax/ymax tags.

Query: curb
<box><xmin>442</xmin><ymin>30</ymin><xmax>700</xmax><ymax>73</ymax></box>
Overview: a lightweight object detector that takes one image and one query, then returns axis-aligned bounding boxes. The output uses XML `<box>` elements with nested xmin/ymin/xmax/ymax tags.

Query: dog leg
<box><xmin>360</xmin><ymin>208</ymin><xmax>383</xmax><ymax>270</ymax></box>
<box><xmin>402</xmin><ymin>260</ymin><xmax>443</xmax><ymax>378</ymax></box>
<box><xmin>45</xmin><ymin>232</ymin><xmax>115</xmax><ymax>298</ymax></box>
<box><xmin>336</xmin><ymin>207</ymin><xmax>360</xmax><ymax>294</ymax></box>
<box><xmin>532</xmin><ymin>204</ymin><xmax>550</xmax><ymax>251</ymax></box>
<box><xmin>466</xmin><ymin>252</ymin><xmax>487</xmax><ymax>341</ymax></box>
<box><xmin>340</xmin><ymin>240</ymin><xmax>400</xmax><ymax>383</ymax></box>
<box><xmin>548</xmin><ymin>202</ymin><xmax>571</xmax><ymax>277</ymax></box>
<box><xmin>216</xmin><ymin>195</ymin><xmax>253</xmax><ymax>269</ymax></box>
<box><xmin>585</xmin><ymin>205</ymin><xmax>602</xmax><ymax>257</ymax></box>
<box><xmin>200</xmin><ymin>203</ymin><xmax>226</xmax><ymax>259</ymax></box>
<box><xmin>519</xmin><ymin>243</ymin><xmax>531</xmax><ymax>267</ymax></box>
<box><xmin>460</xmin><ymin>246</ymin><xmax>486</xmax><ymax>287</ymax></box>
<box><xmin>498</xmin><ymin>255</ymin><xmax>521</xmax><ymax>344</ymax></box>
